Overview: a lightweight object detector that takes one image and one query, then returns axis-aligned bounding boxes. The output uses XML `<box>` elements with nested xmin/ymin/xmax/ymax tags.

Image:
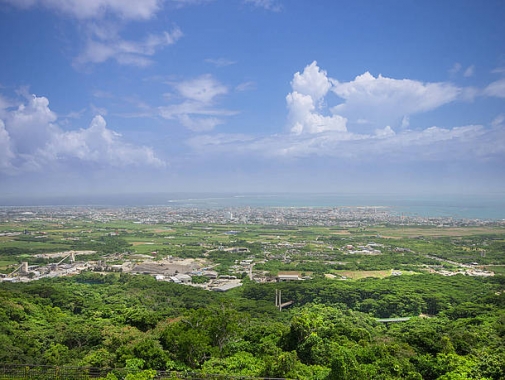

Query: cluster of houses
<box><xmin>343</xmin><ymin>243</ymin><xmax>383</xmax><ymax>255</ymax></box>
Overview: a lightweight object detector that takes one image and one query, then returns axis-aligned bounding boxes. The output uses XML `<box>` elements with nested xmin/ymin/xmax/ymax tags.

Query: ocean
<box><xmin>0</xmin><ymin>193</ymin><xmax>504</xmax><ymax>220</ymax></box>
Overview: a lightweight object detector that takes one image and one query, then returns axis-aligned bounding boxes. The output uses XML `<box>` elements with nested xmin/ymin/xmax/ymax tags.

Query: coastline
<box><xmin>0</xmin><ymin>192</ymin><xmax>504</xmax><ymax>221</ymax></box>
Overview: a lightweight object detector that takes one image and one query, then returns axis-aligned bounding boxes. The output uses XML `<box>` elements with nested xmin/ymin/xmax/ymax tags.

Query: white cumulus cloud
<box><xmin>331</xmin><ymin>72</ymin><xmax>461</xmax><ymax>130</ymax></box>
<box><xmin>0</xmin><ymin>120</ymin><xmax>15</xmax><ymax>170</ymax></box>
<box><xmin>189</xmin><ymin>62</ymin><xmax>505</xmax><ymax>165</ymax></box>
<box><xmin>45</xmin><ymin>115</ymin><xmax>164</xmax><ymax>167</ymax></box>
<box><xmin>291</xmin><ymin>61</ymin><xmax>332</xmax><ymax>102</ymax></box>
<box><xmin>0</xmin><ymin>94</ymin><xmax>164</xmax><ymax>173</ymax></box>
<box><xmin>375</xmin><ymin>125</ymin><xmax>396</xmax><ymax>138</ymax></box>
<box><xmin>286</xmin><ymin>91</ymin><xmax>347</xmax><ymax>135</ymax></box>
<box><xmin>286</xmin><ymin>61</ymin><xmax>347</xmax><ymax>135</ymax></box>
<box><xmin>6</xmin><ymin>95</ymin><xmax>58</xmax><ymax>155</ymax></box>
<box><xmin>1</xmin><ymin>0</ymin><xmax>162</xmax><ymax>20</ymax></box>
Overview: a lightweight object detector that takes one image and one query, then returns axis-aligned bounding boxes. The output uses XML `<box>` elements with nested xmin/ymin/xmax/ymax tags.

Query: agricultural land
<box><xmin>0</xmin><ymin>206</ymin><xmax>504</xmax><ymax>379</ymax></box>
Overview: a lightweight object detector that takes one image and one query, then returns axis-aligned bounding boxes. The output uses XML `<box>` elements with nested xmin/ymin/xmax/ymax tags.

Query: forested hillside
<box><xmin>1</xmin><ymin>272</ymin><xmax>504</xmax><ymax>379</ymax></box>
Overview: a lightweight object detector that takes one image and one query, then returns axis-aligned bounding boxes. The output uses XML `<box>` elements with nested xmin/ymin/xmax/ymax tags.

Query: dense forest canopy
<box><xmin>1</xmin><ymin>272</ymin><xmax>504</xmax><ymax>379</ymax></box>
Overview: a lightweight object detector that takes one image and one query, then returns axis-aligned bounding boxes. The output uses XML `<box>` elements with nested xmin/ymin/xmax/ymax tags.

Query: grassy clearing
<box><xmin>0</xmin><ymin>260</ymin><xmax>17</xmax><ymax>269</ymax></box>
<box><xmin>330</xmin><ymin>230</ymin><xmax>352</xmax><ymax>235</ymax></box>
<box><xmin>330</xmin><ymin>269</ymin><xmax>418</xmax><ymax>280</ymax></box>
<box><xmin>483</xmin><ymin>266</ymin><xmax>505</xmax><ymax>275</ymax></box>
<box><xmin>332</xmin><ymin>270</ymin><xmax>393</xmax><ymax>279</ymax></box>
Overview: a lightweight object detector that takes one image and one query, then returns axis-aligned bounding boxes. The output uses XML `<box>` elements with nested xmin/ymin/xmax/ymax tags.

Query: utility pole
<box><xmin>275</xmin><ymin>289</ymin><xmax>282</xmax><ymax>311</ymax></box>
<box><xmin>275</xmin><ymin>289</ymin><xmax>294</xmax><ymax>311</ymax></box>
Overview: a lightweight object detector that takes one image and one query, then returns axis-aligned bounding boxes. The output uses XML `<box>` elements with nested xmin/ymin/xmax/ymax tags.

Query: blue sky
<box><xmin>0</xmin><ymin>0</ymin><xmax>504</xmax><ymax>198</ymax></box>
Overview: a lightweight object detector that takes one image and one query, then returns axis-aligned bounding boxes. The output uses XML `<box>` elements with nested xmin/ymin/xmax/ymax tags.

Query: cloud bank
<box><xmin>1</xmin><ymin>61</ymin><xmax>503</xmax><ymax>195</ymax></box>
<box><xmin>189</xmin><ymin>62</ymin><xmax>505</xmax><ymax>164</ymax></box>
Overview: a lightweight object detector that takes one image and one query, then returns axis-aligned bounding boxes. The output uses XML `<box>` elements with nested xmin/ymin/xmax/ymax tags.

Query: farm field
<box><xmin>1</xmin><ymin>212</ymin><xmax>505</xmax><ymax>277</ymax></box>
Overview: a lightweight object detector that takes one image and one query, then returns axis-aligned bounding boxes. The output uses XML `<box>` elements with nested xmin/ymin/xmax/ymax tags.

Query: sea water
<box><xmin>166</xmin><ymin>193</ymin><xmax>505</xmax><ymax>220</ymax></box>
<box><xmin>1</xmin><ymin>192</ymin><xmax>504</xmax><ymax>220</ymax></box>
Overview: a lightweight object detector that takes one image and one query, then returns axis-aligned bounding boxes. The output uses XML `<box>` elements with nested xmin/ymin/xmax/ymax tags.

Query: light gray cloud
<box><xmin>449</xmin><ymin>63</ymin><xmax>475</xmax><ymax>78</ymax></box>
<box><xmin>244</xmin><ymin>0</ymin><xmax>282</xmax><ymax>12</ymax></box>
<box><xmin>160</xmin><ymin>75</ymin><xmax>237</xmax><ymax>131</ymax></box>
<box><xmin>186</xmin><ymin>133</ymin><xmax>255</xmax><ymax>149</ymax></box>
<box><xmin>175</xmin><ymin>74</ymin><xmax>228</xmax><ymax>103</ymax></box>
<box><xmin>205</xmin><ymin>58</ymin><xmax>237</xmax><ymax>67</ymax></box>
<box><xmin>159</xmin><ymin>101</ymin><xmax>236</xmax><ymax>118</ymax></box>
<box><xmin>1</xmin><ymin>0</ymin><xmax>183</xmax><ymax>69</ymax></box>
<box><xmin>90</xmin><ymin>104</ymin><xmax>108</xmax><ymax>116</ymax></box>
<box><xmin>483</xmin><ymin>78</ymin><xmax>505</xmax><ymax>98</ymax></box>
<box><xmin>75</xmin><ymin>27</ymin><xmax>183</xmax><ymax>67</ymax></box>
<box><xmin>178</xmin><ymin>114</ymin><xmax>223</xmax><ymax>132</ymax></box>
<box><xmin>375</xmin><ymin>125</ymin><xmax>395</xmax><ymax>138</ymax></box>
<box><xmin>92</xmin><ymin>90</ymin><xmax>114</xmax><ymax>99</ymax></box>
<box><xmin>0</xmin><ymin>94</ymin><xmax>15</xmax><ymax>116</ymax></box>
<box><xmin>235</xmin><ymin>81</ymin><xmax>256</xmax><ymax>92</ymax></box>
<box><xmin>463</xmin><ymin>65</ymin><xmax>475</xmax><ymax>78</ymax></box>
<box><xmin>449</xmin><ymin>62</ymin><xmax>462</xmax><ymax>76</ymax></box>
<box><xmin>491</xmin><ymin>114</ymin><xmax>504</xmax><ymax>127</ymax></box>
<box><xmin>168</xmin><ymin>0</ymin><xmax>214</xmax><ymax>9</ymax></box>
<box><xmin>189</xmin><ymin>122</ymin><xmax>504</xmax><ymax>163</ymax></box>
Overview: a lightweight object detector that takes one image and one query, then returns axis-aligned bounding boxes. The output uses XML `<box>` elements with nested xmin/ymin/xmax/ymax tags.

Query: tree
<box><xmin>201</xmin><ymin>351</ymin><xmax>265</xmax><ymax>377</ymax></box>
<box><xmin>43</xmin><ymin>343</ymin><xmax>70</xmax><ymax>366</ymax></box>
<box><xmin>160</xmin><ymin>322</ymin><xmax>212</xmax><ymax>368</ymax></box>
<box><xmin>328</xmin><ymin>346</ymin><xmax>362</xmax><ymax>380</ymax></box>
<box><xmin>203</xmin><ymin>303</ymin><xmax>245</xmax><ymax>354</ymax></box>
<box><xmin>80</xmin><ymin>348</ymin><xmax>116</xmax><ymax>368</ymax></box>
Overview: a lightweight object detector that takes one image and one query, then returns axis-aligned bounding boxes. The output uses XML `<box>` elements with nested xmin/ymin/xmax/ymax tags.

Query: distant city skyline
<box><xmin>0</xmin><ymin>0</ymin><xmax>504</xmax><ymax>197</ymax></box>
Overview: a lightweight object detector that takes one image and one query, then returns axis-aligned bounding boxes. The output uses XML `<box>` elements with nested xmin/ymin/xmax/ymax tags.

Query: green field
<box><xmin>2</xmin><ymin>219</ymin><xmax>505</xmax><ymax>275</ymax></box>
